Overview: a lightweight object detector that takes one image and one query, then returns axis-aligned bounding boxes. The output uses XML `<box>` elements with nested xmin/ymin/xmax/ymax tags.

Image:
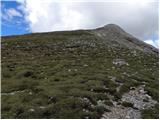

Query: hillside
<box><xmin>1</xmin><ymin>24</ymin><xmax>159</xmax><ymax>119</ymax></box>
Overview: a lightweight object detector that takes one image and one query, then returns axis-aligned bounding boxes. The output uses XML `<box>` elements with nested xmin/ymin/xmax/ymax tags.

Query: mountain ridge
<box><xmin>93</xmin><ymin>24</ymin><xmax>158</xmax><ymax>54</ymax></box>
<box><xmin>2</xmin><ymin>24</ymin><xmax>158</xmax><ymax>53</ymax></box>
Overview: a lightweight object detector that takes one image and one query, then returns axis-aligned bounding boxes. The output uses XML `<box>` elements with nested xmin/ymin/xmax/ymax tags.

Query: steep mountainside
<box><xmin>1</xmin><ymin>24</ymin><xmax>159</xmax><ymax>119</ymax></box>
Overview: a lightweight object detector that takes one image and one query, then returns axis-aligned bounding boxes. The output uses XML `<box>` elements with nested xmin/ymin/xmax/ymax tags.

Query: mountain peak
<box><xmin>93</xmin><ymin>24</ymin><xmax>158</xmax><ymax>53</ymax></box>
<box><xmin>101</xmin><ymin>24</ymin><xmax>126</xmax><ymax>33</ymax></box>
<box><xmin>103</xmin><ymin>23</ymin><xmax>121</xmax><ymax>28</ymax></box>
<box><xmin>94</xmin><ymin>23</ymin><xmax>129</xmax><ymax>38</ymax></box>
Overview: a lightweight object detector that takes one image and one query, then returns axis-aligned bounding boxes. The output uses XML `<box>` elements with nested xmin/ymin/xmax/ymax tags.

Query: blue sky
<box><xmin>1</xmin><ymin>1</ymin><xmax>29</xmax><ymax>36</ymax></box>
<box><xmin>1</xmin><ymin>0</ymin><xmax>159</xmax><ymax>48</ymax></box>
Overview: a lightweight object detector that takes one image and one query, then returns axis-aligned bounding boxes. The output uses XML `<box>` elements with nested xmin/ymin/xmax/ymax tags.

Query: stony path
<box><xmin>121</xmin><ymin>85</ymin><xmax>157</xmax><ymax>110</ymax></box>
<box><xmin>102</xmin><ymin>105</ymin><xmax>141</xmax><ymax>119</ymax></box>
<box><xmin>101</xmin><ymin>85</ymin><xmax>157</xmax><ymax>119</ymax></box>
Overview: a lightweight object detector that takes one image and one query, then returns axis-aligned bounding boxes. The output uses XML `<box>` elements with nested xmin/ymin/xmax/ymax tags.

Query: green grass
<box><xmin>141</xmin><ymin>104</ymin><xmax>159</xmax><ymax>119</ymax></box>
<box><xmin>1</xmin><ymin>30</ymin><xmax>159</xmax><ymax>118</ymax></box>
<box><xmin>121</xmin><ymin>101</ymin><xmax>134</xmax><ymax>108</ymax></box>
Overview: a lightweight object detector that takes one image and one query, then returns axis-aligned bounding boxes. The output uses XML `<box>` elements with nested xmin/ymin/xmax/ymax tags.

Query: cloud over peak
<box><xmin>15</xmin><ymin>0</ymin><xmax>159</xmax><ymax>48</ymax></box>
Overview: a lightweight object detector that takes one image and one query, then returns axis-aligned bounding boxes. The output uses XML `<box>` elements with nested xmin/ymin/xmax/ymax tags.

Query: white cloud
<box><xmin>16</xmin><ymin>0</ymin><xmax>158</xmax><ymax>46</ymax></box>
<box><xmin>2</xmin><ymin>7</ymin><xmax>23</xmax><ymax>23</ymax></box>
<box><xmin>144</xmin><ymin>39</ymin><xmax>159</xmax><ymax>48</ymax></box>
<box><xmin>6</xmin><ymin>8</ymin><xmax>22</xmax><ymax>19</ymax></box>
<box><xmin>17</xmin><ymin>1</ymin><xmax>90</xmax><ymax>32</ymax></box>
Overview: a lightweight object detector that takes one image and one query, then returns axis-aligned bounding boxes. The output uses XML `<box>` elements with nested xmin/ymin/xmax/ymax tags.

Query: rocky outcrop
<box><xmin>102</xmin><ymin>85</ymin><xmax>157</xmax><ymax>119</ymax></box>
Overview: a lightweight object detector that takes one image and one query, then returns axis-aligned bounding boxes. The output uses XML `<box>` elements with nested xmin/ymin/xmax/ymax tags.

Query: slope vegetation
<box><xmin>1</xmin><ymin>24</ymin><xmax>159</xmax><ymax>118</ymax></box>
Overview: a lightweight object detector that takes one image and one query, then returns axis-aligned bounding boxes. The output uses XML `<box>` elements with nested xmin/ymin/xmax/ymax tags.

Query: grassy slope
<box><xmin>1</xmin><ymin>30</ymin><xmax>159</xmax><ymax>118</ymax></box>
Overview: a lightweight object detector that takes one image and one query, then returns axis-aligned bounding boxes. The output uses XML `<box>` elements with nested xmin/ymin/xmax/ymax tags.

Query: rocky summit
<box><xmin>1</xmin><ymin>24</ymin><xmax>159</xmax><ymax>119</ymax></box>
